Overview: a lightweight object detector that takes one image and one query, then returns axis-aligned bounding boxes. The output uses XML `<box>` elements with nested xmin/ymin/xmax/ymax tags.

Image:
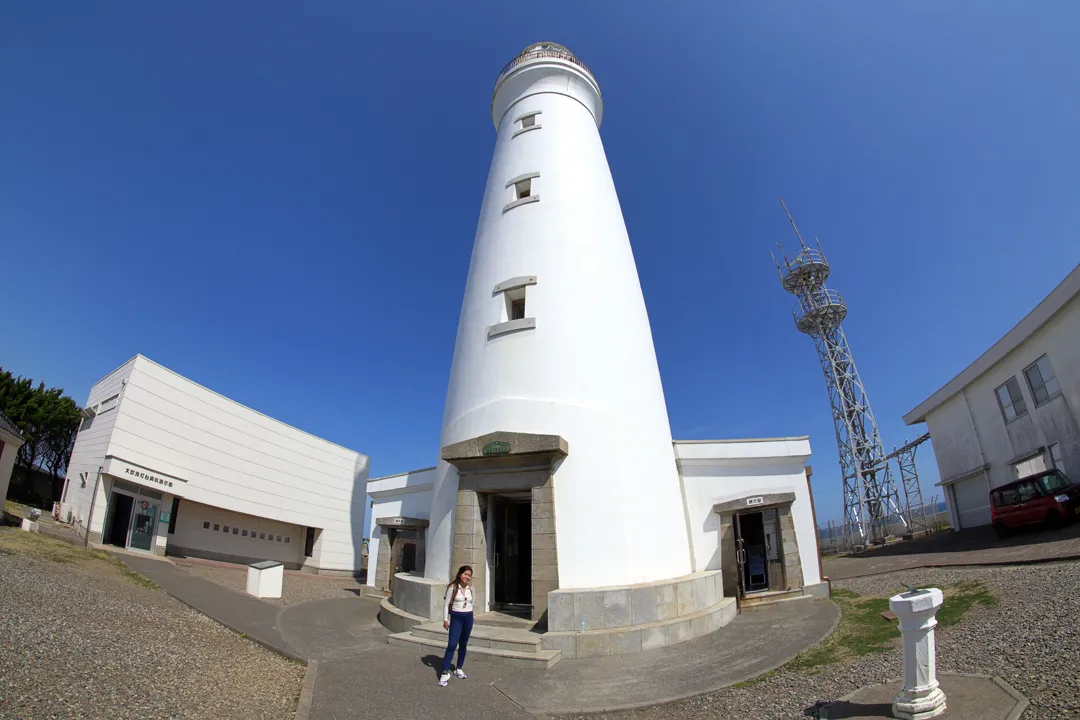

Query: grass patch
<box><xmin>732</xmin><ymin>670</ymin><xmax>777</xmax><ymax>689</ymax></box>
<box><xmin>784</xmin><ymin>581</ymin><xmax>997</xmax><ymax>675</ymax></box>
<box><xmin>0</xmin><ymin>527</ymin><xmax>156</xmax><ymax>589</ymax></box>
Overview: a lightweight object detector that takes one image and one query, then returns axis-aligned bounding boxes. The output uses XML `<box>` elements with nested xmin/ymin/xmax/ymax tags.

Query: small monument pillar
<box><xmin>889</xmin><ymin>587</ymin><xmax>947</xmax><ymax>720</ymax></box>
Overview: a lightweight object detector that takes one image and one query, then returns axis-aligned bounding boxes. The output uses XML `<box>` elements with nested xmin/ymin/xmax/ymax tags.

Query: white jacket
<box><xmin>443</xmin><ymin>583</ymin><xmax>474</xmax><ymax>621</ymax></box>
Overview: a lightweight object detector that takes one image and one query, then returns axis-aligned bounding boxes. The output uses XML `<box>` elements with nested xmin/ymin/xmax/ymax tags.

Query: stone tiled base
<box><xmin>387</xmin><ymin>572</ymin><xmax>445</xmax><ymax>622</ymax></box>
<box><xmin>546</xmin><ymin>570</ymin><xmax>724</xmax><ymax>632</ymax></box>
<box><xmin>542</xmin><ymin>596</ymin><xmax>737</xmax><ymax>659</ymax></box>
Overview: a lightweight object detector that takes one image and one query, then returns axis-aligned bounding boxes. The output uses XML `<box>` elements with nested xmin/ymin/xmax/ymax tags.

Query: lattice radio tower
<box><xmin>773</xmin><ymin>199</ymin><xmax>905</xmax><ymax>544</ymax></box>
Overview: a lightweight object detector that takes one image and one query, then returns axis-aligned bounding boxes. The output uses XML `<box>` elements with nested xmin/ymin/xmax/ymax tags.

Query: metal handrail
<box><xmin>494</xmin><ymin>48</ymin><xmax>595</xmax><ymax>91</ymax></box>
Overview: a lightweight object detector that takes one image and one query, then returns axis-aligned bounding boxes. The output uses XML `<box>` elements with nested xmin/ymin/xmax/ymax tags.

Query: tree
<box><xmin>0</xmin><ymin>368</ymin><xmax>82</xmax><ymax>491</ymax></box>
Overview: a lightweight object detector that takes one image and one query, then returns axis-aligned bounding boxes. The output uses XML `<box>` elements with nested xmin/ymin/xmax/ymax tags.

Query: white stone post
<box><xmin>246</xmin><ymin>560</ymin><xmax>284</xmax><ymax>599</ymax></box>
<box><xmin>889</xmin><ymin>588</ymin><xmax>946</xmax><ymax>720</ymax></box>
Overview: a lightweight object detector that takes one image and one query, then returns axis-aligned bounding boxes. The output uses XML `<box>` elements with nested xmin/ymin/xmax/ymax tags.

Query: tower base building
<box><xmin>367</xmin><ymin>43</ymin><xmax>826</xmax><ymax>659</ymax></box>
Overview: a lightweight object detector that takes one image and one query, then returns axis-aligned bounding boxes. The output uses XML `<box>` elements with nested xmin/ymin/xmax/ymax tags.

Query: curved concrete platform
<box><xmin>493</xmin><ymin>597</ymin><xmax>840</xmax><ymax>715</ymax></box>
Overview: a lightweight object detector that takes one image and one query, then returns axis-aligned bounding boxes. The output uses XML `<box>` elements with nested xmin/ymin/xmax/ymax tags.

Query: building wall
<box><xmin>0</xmin><ymin>431</ymin><xmax>23</xmax><ymax>504</ymax></box>
<box><xmin>428</xmin><ymin>54</ymin><xmax>692</xmax><ymax>589</ymax></box>
<box><xmin>64</xmin><ymin>355</ymin><xmax>370</xmax><ymax>569</ymax></box>
<box><xmin>365</xmin><ymin>468</ymin><xmax>435</xmax><ymax>587</ymax></box>
<box><xmin>675</xmin><ymin>439</ymin><xmax>821</xmax><ymax>588</ymax></box>
<box><xmin>64</xmin><ymin>357</ymin><xmax>137</xmax><ymax>538</ymax></box>
<box><xmin>925</xmin><ymin>295</ymin><xmax>1080</xmax><ymax>525</ymax></box>
<box><xmin>170</xmin><ymin>498</ymin><xmax>305</xmax><ymax>567</ymax></box>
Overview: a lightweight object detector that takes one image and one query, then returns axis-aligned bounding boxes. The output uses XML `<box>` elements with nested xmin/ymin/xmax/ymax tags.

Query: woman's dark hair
<box><xmin>447</xmin><ymin>565</ymin><xmax>473</xmax><ymax>590</ymax></box>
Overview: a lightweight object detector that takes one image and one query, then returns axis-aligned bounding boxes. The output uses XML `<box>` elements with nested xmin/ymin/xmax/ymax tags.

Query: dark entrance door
<box><xmin>492</xmin><ymin>496</ymin><xmax>531</xmax><ymax>611</ymax></box>
<box><xmin>734</xmin><ymin>510</ymin><xmax>770</xmax><ymax>594</ymax></box>
<box><xmin>103</xmin><ymin>493</ymin><xmax>134</xmax><ymax>547</ymax></box>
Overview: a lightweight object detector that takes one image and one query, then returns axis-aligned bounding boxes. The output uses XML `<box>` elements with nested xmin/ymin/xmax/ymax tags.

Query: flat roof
<box><xmin>368</xmin><ymin>466</ymin><xmax>437</xmax><ymax>482</ymax></box>
<box><xmin>101</xmin><ymin>354</ymin><xmax>370</xmax><ymax>459</ymax></box>
<box><xmin>673</xmin><ymin>436</ymin><xmax>809</xmax><ymax>444</ymax></box>
<box><xmin>904</xmin><ymin>263</ymin><xmax>1080</xmax><ymax>425</ymax></box>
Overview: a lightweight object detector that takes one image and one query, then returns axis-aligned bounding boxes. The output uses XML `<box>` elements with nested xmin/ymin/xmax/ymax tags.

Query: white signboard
<box><xmin>745</xmin><ymin>496</ymin><xmax>764</xmax><ymax>507</ymax></box>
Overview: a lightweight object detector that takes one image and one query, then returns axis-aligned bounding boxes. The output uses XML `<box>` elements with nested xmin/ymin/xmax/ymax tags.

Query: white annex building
<box><xmin>904</xmin><ymin>263</ymin><xmax>1080</xmax><ymax>530</ymax></box>
<box><xmin>62</xmin><ymin>355</ymin><xmax>370</xmax><ymax>573</ymax></box>
<box><xmin>367</xmin><ymin>43</ymin><xmax>826</xmax><ymax>661</ymax></box>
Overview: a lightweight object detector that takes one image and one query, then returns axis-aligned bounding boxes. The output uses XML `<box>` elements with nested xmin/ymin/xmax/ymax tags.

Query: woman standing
<box><xmin>439</xmin><ymin>565</ymin><xmax>474</xmax><ymax>687</ymax></box>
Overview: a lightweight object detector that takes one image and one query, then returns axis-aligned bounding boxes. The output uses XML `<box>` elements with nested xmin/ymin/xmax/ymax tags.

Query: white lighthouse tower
<box><xmin>423</xmin><ymin>42</ymin><xmax>693</xmax><ymax>616</ymax></box>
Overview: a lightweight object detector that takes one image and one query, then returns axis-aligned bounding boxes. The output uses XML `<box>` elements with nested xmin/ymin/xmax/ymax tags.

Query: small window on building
<box><xmin>305</xmin><ymin>527</ymin><xmax>316</xmax><ymax>557</ymax></box>
<box><xmin>276</xmin><ymin>535</ymin><xmax>282</xmax><ymax>542</ymax></box>
<box><xmin>203</xmin><ymin>521</ymin><xmax>210</xmax><ymax>530</ymax></box>
<box><xmin>214</xmin><ymin>524</ymin><xmax>220</xmax><ymax>531</ymax></box>
<box><xmin>521</xmin><ymin>114</ymin><xmax>536</xmax><ymax>129</ymax></box>
<box><xmin>285</xmin><ymin>537</ymin><xmax>290</xmax><ymax>543</ymax></box>
<box><xmin>232</xmin><ymin>527</ymin><xmax>239</xmax><ymax>535</ymax></box>
<box><xmin>511</xmin><ymin>298</ymin><xmax>526</xmax><ymax>320</ymax></box>
<box><xmin>260</xmin><ymin>532</ymin><xmax>266</xmax><ymax>539</ymax></box>
<box><xmin>98</xmin><ymin>394</ymin><xmax>119</xmax><ymax>413</ymax></box>
<box><xmin>995</xmin><ymin>377</ymin><xmax>1027</xmax><ymax>422</ymax></box>
<box><xmin>515</xmin><ymin>177</ymin><xmax>531</xmax><ymax>200</ymax></box>
<box><xmin>242</xmin><ymin>529</ymin><xmax>248</xmax><ymax>537</ymax></box>
<box><xmin>222</xmin><ymin>525</ymin><xmax>229</xmax><ymax>532</ymax></box>
<box><xmin>1024</xmin><ymin>355</ymin><xmax>1061</xmax><ymax>406</ymax></box>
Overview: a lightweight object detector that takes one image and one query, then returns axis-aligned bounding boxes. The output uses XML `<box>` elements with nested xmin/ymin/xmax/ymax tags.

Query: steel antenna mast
<box><xmin>773</xmin><ymin>199</ymin><xmax>905</xmax><ymax>544</ymax></box>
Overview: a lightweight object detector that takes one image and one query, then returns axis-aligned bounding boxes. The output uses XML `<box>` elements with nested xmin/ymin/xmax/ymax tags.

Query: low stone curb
<box><xmin>293</xmin><ymin>659</ymin><xmax>319</xmax><ymax>720</ymax></box>
<box><xmin>524</xmin><ymin>599</ymin><xmax>843</xmax><ymax>716</ymax></box>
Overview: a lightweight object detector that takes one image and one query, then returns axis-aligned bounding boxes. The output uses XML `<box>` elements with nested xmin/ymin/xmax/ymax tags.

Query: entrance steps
<box><xmin>387</xmin><ymin>622</ymin><xmax>562</xmax><ymax>669</ymax></box>
<box><xmin>739</xmin><ymin>588</ymin><xmax>812</xmax><ymax>612</ymax></box>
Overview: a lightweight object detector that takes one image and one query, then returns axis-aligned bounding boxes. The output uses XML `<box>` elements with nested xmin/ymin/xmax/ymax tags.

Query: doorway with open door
<box><xmin>100</xmin><ymin>479</ymin><xmax>163</xmax><ymax>553</ymax></box>
<box><xmin>487</xmin><ymin>493</ymin><xmax>532</xmax><ymax>618</ymax></box>
<box><xmin>733</xmin><ymin>508</ymin><xmax>785</xmax><ymax>598</ymax></box>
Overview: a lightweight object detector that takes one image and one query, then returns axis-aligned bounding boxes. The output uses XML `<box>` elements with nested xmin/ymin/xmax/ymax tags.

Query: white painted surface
<box><xmin>247</xmin><ymin>563</ymin><xmax>284</xmax><ymax>599</ymax></box>
<box><xmin>63</xmin><ymin>355</ymin><xmax>369</xmax><ymax>570</ymax></box>
<box><xmin>949</xmin><ymin>473</ymin><xmax>991</xmax><ymax>529</ymax></box>
<box><xmin>0</xmin><ymin>424</ymin><xmax>23</xmax><ymax>505</ymax></box>
<box><xmin>427</xmin><ymin>45</ymin><xmax>692</xmax><ymax>588</ymax></box>
<box><xmin>21</xmin><ymin>519</ymin><xmax>39</xmax><ymax>533</ymax></box>
<box><xmin>889</xmin><ymin>588</ymin><xmax>947</xmax><ymax>719</ymax></box>
<box><xmin>909</xmin><ymin>267</ymin><xmax>1080</xmax><ymax>528</ymax></box>
<box><xmin>674</xmin><ymin>438</ymin><xmax>821</xmax><ymax>586</ymax></box>
<box><xmin>170</xmin><ymin>498</ymin><xmax>305</xmax><ymax>566</ymax></box>
<box><xmin>365</xmin><ymin>467</ymin><xmax>435</xmax><ymax>586</ymax></box>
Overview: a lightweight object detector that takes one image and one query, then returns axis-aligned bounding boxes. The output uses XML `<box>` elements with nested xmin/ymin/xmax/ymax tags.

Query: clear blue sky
<box><xmin>3</xmin><ymin>2</ymin><xmax>1078</xmax><ymax>525</ymax></box>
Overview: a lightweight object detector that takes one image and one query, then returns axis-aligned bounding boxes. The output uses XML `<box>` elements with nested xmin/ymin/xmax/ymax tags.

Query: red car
<box><xmin>990</xmin><ymin>469</ymin><xmax>1080</xmax><ymax>538</ymax></box>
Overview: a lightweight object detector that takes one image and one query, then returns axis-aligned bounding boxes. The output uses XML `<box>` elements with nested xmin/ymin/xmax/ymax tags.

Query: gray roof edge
<box><xmin>0</xmin><ymin>411</ymin><xmax>23</xmax><ymax>440</ymax></box>
<box><xmin>904</xmin><ymin>263</ymin><xmax>1080</xmax><ymax>425</ymax></box>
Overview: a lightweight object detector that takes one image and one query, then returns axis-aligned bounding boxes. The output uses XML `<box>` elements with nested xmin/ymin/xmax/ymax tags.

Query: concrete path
<box><xmin>111</xmin><ymin>550</ymin><xmax>841</xmax><ymax>718</ymax></box>
<box><xmin>823</xmin><ymin>523</ymin><xmax>1080</xmax><ymax>580</ymax></box>
<box><xmin>493</xmin><ymin>598</ymin><xmax>839</xmax><ymax>715</ymax></box>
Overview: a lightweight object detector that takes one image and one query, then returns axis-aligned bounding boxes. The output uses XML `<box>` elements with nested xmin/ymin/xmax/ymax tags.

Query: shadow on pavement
<box><xmin>808</xmin><ymin>700</ymin><xmax>893</xmax><ymax>718</ymax></box>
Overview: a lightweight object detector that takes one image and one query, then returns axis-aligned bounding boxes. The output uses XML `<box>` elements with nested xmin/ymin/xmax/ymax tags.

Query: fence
<box><xmin>817</xmin><ymin>496</ymin><xmax>952</xmax><ymax>556</ymax></box>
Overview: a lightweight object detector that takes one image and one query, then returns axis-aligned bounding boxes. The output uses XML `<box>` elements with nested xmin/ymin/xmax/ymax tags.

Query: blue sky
<box><xmin>2</xmin><ymin>2</ymin><xmax>1078</xmax><ymax>525</ymax></box>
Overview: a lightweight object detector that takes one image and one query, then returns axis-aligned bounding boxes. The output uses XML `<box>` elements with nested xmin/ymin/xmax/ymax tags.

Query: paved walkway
<box><xmin>823</xmin><ymin>523</ymin><xmax>1080</xmax><ymax>580</ymax></box>
<box><xmin>115</xmin><ymin>552</ymin><xmax>839</xmax><ymax>719</ymax></box>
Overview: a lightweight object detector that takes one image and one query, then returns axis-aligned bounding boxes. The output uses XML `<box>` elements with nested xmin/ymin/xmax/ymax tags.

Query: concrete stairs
<box><xmin>739</xmin><ymin>588</ymin><xmax>813</xmax><ymax>612</ymax></box>
<box><xmin>388</xmin><ymin>621</ymin><xmax>562</xmax><ymax>668</ymax></box>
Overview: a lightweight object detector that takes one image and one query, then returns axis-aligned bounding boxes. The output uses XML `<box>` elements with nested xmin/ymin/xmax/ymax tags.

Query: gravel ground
<box><xmin>179</xmin><ymin>563</ymin><xmax>367</xmax><ymax>608</ymax></box>
<box><xmin>0</xmin><ymin>529</ymin><xmax>305</xmax><ymax>719</ymax></box>
<box><xmin>562</xmin><ymin>562</ymin><xmax>1080</xmax><ymax>720</ymax></box>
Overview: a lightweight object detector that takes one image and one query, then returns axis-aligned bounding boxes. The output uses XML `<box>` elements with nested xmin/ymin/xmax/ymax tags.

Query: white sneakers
<box><xmin>438</xmin><ymin>668</ymin><xmax>467</xmax><ymax>686</ymax></box>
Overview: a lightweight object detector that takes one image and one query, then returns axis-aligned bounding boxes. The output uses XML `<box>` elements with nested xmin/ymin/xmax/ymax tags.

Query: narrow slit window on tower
<box><xmin>521</xmin><ymin>114</ymin><xmax>536</xmax><ymax>128</ymax></box>
<box><xmin>511</xmin><ymin>298</ymin><xmax>526</xmax><ymax>320</ymax></box>
<box><xmin>513</xmin><ymin>111</ymin><xmax>541</xmax><ymax>137</ymax></box>
<box><xmin>515</xmin><ymin>177</ymin><xmax>532</xmax><ymax>200</ymax></box>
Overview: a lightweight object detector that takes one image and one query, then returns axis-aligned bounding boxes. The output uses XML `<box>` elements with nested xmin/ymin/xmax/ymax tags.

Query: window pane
<box><xmin>1038</xmin><ymin>473</ymin><xmax>1070</xmax><ymax>494</ymax></box>
<box><xmin>996</xmin><ymin>385</ymin><xmax>1012</xmax><ymax>410</ymax></box>
<box><xmin>1044</xmin><ymin>374</ymin><xmax>1061</xmax><ymax>398</ymax></box>
<box><xmin>1017</xmin><ymin>482</ymin><xmax>1039</xmax><ymax>502</ymax></box>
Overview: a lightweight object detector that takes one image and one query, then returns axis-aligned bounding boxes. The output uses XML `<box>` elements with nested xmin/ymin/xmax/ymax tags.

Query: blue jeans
<box><xmin>441</xmin><ymin>610</ymin><xmax>474</xmax><ymax>673</ymax></box>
